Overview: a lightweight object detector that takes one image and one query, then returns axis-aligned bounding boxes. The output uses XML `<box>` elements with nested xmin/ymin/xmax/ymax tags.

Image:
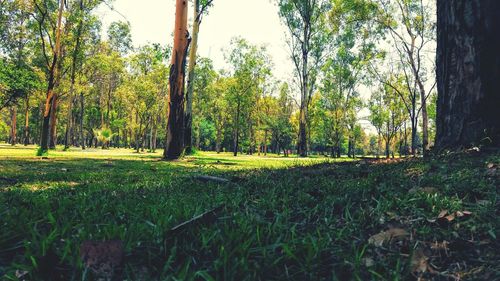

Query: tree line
<box><xmin>0</xmin><ymin>0</ymin><xmax>497</xmax><ymax>159</ymax></box>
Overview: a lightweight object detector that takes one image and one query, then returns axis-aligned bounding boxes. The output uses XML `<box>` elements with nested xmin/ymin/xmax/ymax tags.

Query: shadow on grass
<box><xmin>0</xmin><ymin>151</ymin><xmax>498</xmax><ymax>280</ymax></box>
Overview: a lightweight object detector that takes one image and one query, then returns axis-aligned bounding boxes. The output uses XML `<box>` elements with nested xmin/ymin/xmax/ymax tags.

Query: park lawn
<box><xmin>0</xmin><ymin>144</ymin><xmax>498</xmax><ymax>280</ymax></box>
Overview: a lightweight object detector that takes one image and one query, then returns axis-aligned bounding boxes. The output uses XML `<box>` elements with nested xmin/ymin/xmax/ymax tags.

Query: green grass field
<box><xmin>0</xmin><ymin>143</ymin><xmax>498</xmax><ymax>280</ymax></box>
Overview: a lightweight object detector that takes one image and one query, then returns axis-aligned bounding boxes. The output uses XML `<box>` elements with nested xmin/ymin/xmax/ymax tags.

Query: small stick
<box><xmin>194</xmin><ymin>175</ymin><xmax>230</xmax><ymax>184</ymax></box>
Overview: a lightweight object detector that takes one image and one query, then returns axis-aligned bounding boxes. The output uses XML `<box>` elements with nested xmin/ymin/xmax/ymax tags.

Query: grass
<box><xmin>0</xmin><ymin>143</ymin><xmax>498</xmax><ymax>280</ymax></box>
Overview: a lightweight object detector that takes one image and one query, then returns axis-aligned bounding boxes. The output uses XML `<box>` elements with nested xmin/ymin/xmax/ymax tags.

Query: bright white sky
<box><xmin>95</xmin><ymin>0</ymin><xmax>293</xmax><ymax>81</ymax></box>
<box><xmin>95</xmin><ymin>0</ymin><xmax>376</xmax><ymax>131</ymax></box>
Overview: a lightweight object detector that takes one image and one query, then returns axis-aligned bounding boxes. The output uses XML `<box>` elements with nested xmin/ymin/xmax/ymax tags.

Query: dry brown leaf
<box><xmin>80</xmin><ymin>240</ymin><xmax>123</xmax><ymax>279</ymax></box>
<box><xmin>445</xmin><ymin>214</ymin><xmax>455</xmax><ymax>222</ymax></box>
<box><xmin>368</xmin><ymin>228</ymin><xmax>409</xmax><ymax>247</ymax></box>
<box><xmin>363</xmin><ymin>257</ymin><xmax>375</xmax><ymax>267</ymax></box>
<box><xmin>411</xmin><ymin>248</ymin><xmax>429</xmax><ymax>273</ymax></box>
<box><xmin>431</xmin><ymin>240</ymin><xmax>450</xmax><ymax>252</ymax></box>
<box><xmin>462</xmin><ymin>210</ymin><xmax>472</xmax><ymax>215</ymax></box>
<box><xmin>437</xmin><ymin>210</ymin><xmax>448</xmax><ymax>218</ymax></box>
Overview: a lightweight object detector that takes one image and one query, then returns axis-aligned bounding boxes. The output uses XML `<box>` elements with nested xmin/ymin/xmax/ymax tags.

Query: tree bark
<box><xmin>24</xmin><ymin>96</ymin><xmax>29</xmax><ymax>145</ymax></box>
<box><xmin>64</xmin><ymin>0</ymin><xmax>84</xmax><ymax>150</ymax></box>
<box><xmin>10</xmin><ymin>107</ymin><xmax>17</xmax><ymax>145</ymax></box>
<box><xmin>49</xmin><ymin>95</ymin><xmax>58</xmax><ymax>149</ymax></box>
<box><xmin>164</xmin><ymin>0</ymin><xmax>190</xmax><ymax>160</ymax></box>
<box><xmin>436</xmin><ymin>0</ymin><xmax>500</xmax><ymax>149</ymax></box>
<box><xmin>297</xmin><ymin>105</ymin><xmax>308</xmax><ymax>157</ymax></box>
<box><xmin>79</xmin><ymin>92</ymin><xmax>85</xmax><ymax>150</ymax></box>
<box><xmin>184</xmin><ymin>0</ymin><xmax>200</xmax><ymax>154</ymax></box>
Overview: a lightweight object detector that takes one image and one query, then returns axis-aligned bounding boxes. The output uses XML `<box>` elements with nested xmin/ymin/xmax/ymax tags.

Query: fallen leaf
<box><xmin>80</xmin><ymin>240</ymin><xmax>123</xmax><ymax>279</ymax></box>
<box><xmin>410</xmin><ymin>248</ymin><xmax>429</xmax><ymax>273</ymax></box>
<box><xmin>15</xmin><ymin>270</ymin><xmax>28</xmax><ymax>278</ymax></box>
<box><xmin>445</xmin><ymin>214</ymin><xmax>455</xmax><ymax>222</ymax></box>
<box><xmin>437</xmin><ymin>210</ymin><xmax>448</xmax><ymax>218</ymax></box>
<box><xmin>363</xmin><ymin>257</ymin><xmax>375</xmax><ymax>267</ymax></box>
<box><xmin>431</xmin><ymin>240</ymin><xmax>450</xmax><ymax>250</ymax></box>
<box><xmin>368</xmin><ymin>228</ymin><xmax>409</xmax><ymax>247</ymax></box>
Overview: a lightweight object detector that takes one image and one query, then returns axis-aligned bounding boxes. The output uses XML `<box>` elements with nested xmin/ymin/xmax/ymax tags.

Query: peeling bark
<box><xmin>164</xmin><ymin>0</ymin><xmax>190</xmax><ymax>160</ymax></box>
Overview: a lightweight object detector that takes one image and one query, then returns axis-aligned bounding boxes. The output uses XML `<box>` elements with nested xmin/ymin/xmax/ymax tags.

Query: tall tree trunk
<box><xmin>10</xmin><ymin>107</ymin><xmax>17</xmax><ymax>145</ymax></box>
<box><xmin>297</xmin><ymin>25</ymin><xmax>310</xmax><ymax>158</ymax></box>
<box><xmin>49</xmin><ymin>95</ymin><xmax>58</xmax><ymax>149</ymax></box>
<box><xmin>264</xmin><ymin>129</ymin><xmax>268</xmax><ymax>155</ymax></box>
<box><xmin>65</xmin><ymin>95</ymin><xmax>74</xmax><ymax>149</ymax></box>
<box><xmin>411</xmin><ymin>118</ymin><xmax>417</xmax><ymax>155</ymax></box>
<box><xmin>184</xmin><ymin>0</ymin><xmax>201</xmax><ymax>154</ymax></box>
<box><xmin>64</xmin><ymin>0</ymin><xmax>84</xmax><ymax>150</ymax></box>
<box><xmin>164</xmin><ymin>0</ymin><xmax>190</xmax><ymax>160</ymax></box>
<box><xmin>79</xmin><ymin>92</ymin><xmax>85</xmax><ymax>150</ymax></box>
<box><xmin>233</xmin><ymin>100</ymin><xmax>241</xmax><ymax>156</ymax></box>
<box><xmin>436</xmin><ymin>0</ymin><xmax>500</xmax><ymax>149</ymax></box>
<box><xmin>385</xmin><ymin>136</ymin><xmax>390</xmax><ymax>158</ymax></box>
<box><xmin>40</xmin><ymin>0</ymin><xmax>64</xmax><ymax>152</ymax></box>
<box><xmin>297</xmin><ymin>105</ymin><xmax>308</xmax><ymax>157</ymax></box>
<box><xmin>417</xmin><ymin>80</ymin><xmax>429</xmax><ymax>155</ymax></box>
<box><xmin>24</xmin><ymin>96</ymin><xmax>29</xmax><ymax>145</ymax></box>
<box><xmin>152</xmin><ymin>118</ymin><xmax>158</xmax><ymax>152</ymax></box>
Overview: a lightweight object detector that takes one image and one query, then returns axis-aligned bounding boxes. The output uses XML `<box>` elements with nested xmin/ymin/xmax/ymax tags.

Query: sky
<box><xmin>95</xmin><ymin>0</ymin><xmax>375</xmax><ymax>131</ymax></box>
<box><xmin>95</xmin><ymin>0</ymin><xmax>293</xmax><ymax>81</ymax></box>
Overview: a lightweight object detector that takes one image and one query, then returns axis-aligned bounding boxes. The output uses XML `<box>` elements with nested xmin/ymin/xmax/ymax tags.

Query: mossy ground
<box><xmin>0</xmin><ymin>144</ymin><xmax>498</xmax><ymax>280</ymax></box>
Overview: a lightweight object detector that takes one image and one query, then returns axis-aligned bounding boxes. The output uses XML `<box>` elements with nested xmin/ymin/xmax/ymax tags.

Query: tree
<box><xmin>277</xmin><ymin>0</ymin><xmax>330</xmax><ymax>157</ymax></box>
<box><xmin>164</xmin><ymin>0</ymin><xmax>190</xmax><ymax>160</ymax></box>
<box><xmin>369</xmin><ymin>83</ymin><xmax>406</xmax><ymax>158</ymax></box>
<box><xmin>35</xmin><ymin>0</ymin><xmax>65</xmax><ymax>153</ymax></box>
<box><xmin>225</xmin><ymin>38</ymin><xmax>271</xmax><ymax>156</ymax></box>
<box><xmin>272</xmin><ymin>82</ymin><xmax>295</xmax><ymax>156</ymax></box>
<box><xmin>108</xmin><ymin>21</ymin><xmax>132</xmax><ymax>56</ymax></box>
<box><xmin>184</xmin><ymin>0</ymin><xmax>213</xmax><ymax>154</ymax></box>
<box><xmin>435</xmin><ymin>1</ymin><xmax>500</xmax><ymax>149</ymax></box>
<box><xmin>376</xmin><ymin>0</ymin><xmax>436</xmax><ymax>155</ymax></box>
<box><xmin>64</xmin><ymin>0</ymin><xmax>102</xmax><ymax>149</ymax></box>
<box><xmin>191</xmin><ymin>57</ymin><xmax>217</xmax><ymax>150</ymax></box>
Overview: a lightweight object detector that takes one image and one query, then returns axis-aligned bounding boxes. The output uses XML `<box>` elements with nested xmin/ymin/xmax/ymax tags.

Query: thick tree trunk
<box><xmin>64</xmin><ymin>95</ymin><xmax>74</xmax><ymax>149</ymax></box>
<box><xmin>152</xmin><ymin>119</ymin><xmax>157</xmax><ymax>152</ymax></box>
<box><xmin>40</xmin><ymin>0</ymin><xmax>64</xmax><ymax>152</ymax></box>
<box><xmin>24</xmin><ymin>97</ymin><xmax>29</xmax><ymax>145</ymax></box>
<box><xmin>49</xmin><ymin>95</ymin><xmax>58</xmax><ymax>149</ymax></box>
<box><xmin>297</xmin><ymin>105</ymin><xmax>308</xmax><ymax>157</ymax></box>
<box><xmin>264</xmin><ymin>129</ymin><xmax>268</xmax><ymax>155</ymax></box>
<box><xmin>164</xmin><ymin>0</ymin><xmax>190</xmax><ymax>160</ymax></box>
<box><xmin>79</xmin><ymin>92</ymin><xmax>85</xmax><ymax>150</ymax></box>
<box><xmin>385</xmin><ymin>136</ymin><xmax>390</xmax><ymax>159</ymax></box>
<box><xmin>436</xmin><ymin>0</ymin><xmax>500</xmax><ymax>149</ymax></box>
<box><xmin>10</xmin><ymin>107</ymin><xmax>17</xmax><ymax>145</ymax></box>
<box><xmin>411</xmin><ymin>118</ymin><xmax>417</xmax><ymax>155</ymax></box>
